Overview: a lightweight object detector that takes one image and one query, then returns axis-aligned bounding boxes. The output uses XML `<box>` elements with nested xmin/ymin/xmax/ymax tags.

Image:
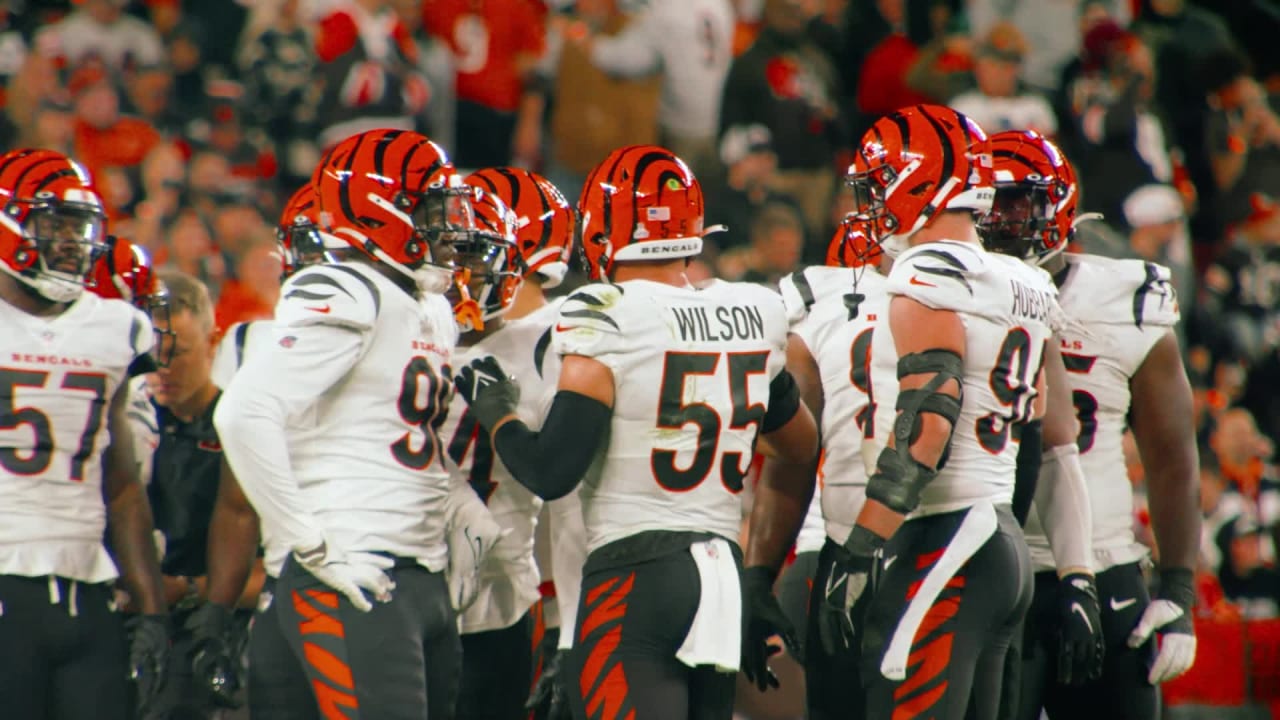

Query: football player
<box><xmin>981</xmin><ymin>130</ymin><xmax>1199</xmax><ymax>720</ymax></box>
<box><xmin>0</xmin><ymin>149</ymin><xmax>168</xmax><ymax>719</ymax></box>
<box><xmin>214</xmin><ymin>129</ymin><xmax>474</xmax><ymax>718</ymax></box>
<box><xmin>452</xmin><ymin>144</ymin><xmax>820</xmax><ymax>719</ymax></box>
<box><xmin>828</xmin><ymin>105</ymin><xmax>1059</xmax><ymax>720</ymax></box>
<box><xmin>740</xmin><ymin>216</ymin><xmax>889</xmax><ymax>716</ymax></box>
<box><xmin>456</xmin><ymin>167</ymin><xmax>584</xmax><ymax>720</ymax></box>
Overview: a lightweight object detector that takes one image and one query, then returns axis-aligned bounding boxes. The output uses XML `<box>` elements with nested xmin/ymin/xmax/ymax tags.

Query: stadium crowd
<box><xmin>2</xmin><ymin>0</ymin><xmax>1280</xmax><ymax>718</ymax></box>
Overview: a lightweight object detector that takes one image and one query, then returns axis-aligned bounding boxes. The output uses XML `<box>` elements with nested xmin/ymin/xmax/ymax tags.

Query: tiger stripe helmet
<box><xmin>846</xmin><ymin>104</ymin><xmax>993</xmax><ymax>258</ymax></box>
<box><xmin>0</xmin><ymin>148</ymin><xmax>107</xmax><ymax>303</ymax></box>
<box><xmin>89</xmin><ymin>236</ymin><xmax>176</xmax><ymax>365</ymax></box>
<box><xmin>980</xmin><ymin>130</ymin><xmax>1077</xmax><ymax>265</ymax></box>
<box><xmin>464</xmin><ymin>167</ymin><xmax>575</xmax><ymax>288</ymax></box>
<box><xmin>278</xmin><ymin>183</ymin><xmax>344</xmax><ymax>278</ymax></box>
<box><xmin>578</xmin><ymin>145</ymin><xmax>709</xmax><ymax>281</ymax></box>
<box><xmin>826</xmin><ymin>213</ymin><xmax>883</xmax><ymax>268</ymax></box>
<box><xmin>313</xmin><ymin>129</ymin><xmax>475</xmax><ymax>294</ymax></box>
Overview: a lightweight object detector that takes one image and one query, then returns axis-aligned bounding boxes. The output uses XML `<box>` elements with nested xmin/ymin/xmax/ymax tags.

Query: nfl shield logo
<box><xmin>279</xmin><ymin>335</ymin><xmax>297</xmax><ymax>348</ymax></box>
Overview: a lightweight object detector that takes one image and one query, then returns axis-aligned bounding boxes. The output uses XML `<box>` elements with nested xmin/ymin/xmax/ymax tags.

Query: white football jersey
<box><xmin>865</xmin><ymin>241</ymin><xmax>1061</xmax><ymax>516</ymax></box>
<box><xmin>220</xmin><ymin>262</ymin><xmax>459</xmax><ymax>571</ymax></box>
<box><xmin>442</xmin><ymin>300</ymin><xmax>562</xmax><ymax>634</ymax></box>
<box><xmin>1023</xmin><ymin>255</ymin><xmax>1179</xmax><ymax>571</ymax></box>
<box><xmin>780</xmin><ymin>265</ymin><xmax>888</xmax><ymax>544</ymax></box>
<box><xmin>552</xmin><ymin>279</ymin><xmax>790</xmax><ymax>552</ymax></box>
<box><xmin>126</xmin><ymin>374</ymin><xmax>159</xmax><ymax>485</ymax></box>
<box><xmin>0</xmin><ymin>292</ymin><xmax>154</xmax><ymax>582</ymax></box>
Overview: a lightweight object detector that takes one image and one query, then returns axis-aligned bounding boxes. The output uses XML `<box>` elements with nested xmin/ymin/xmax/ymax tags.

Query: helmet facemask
<box><xmin>979</xmin><ymin>181</ymin><xmax>1055</xmax><ymax>260</ymax></box>
<box><xmin>6</xmin><ymin>199</ymin><xmax>107</xmax><ymax>303</ymax></box>
<box><xmin>400</xmin><ymin>183</ymin><xmax>476</xmax><ymax>294</ymax></box>
<box><xmin>846</xmin><ymin>163</ymin><xmax>904</xmax><ymax>257</ymax></box>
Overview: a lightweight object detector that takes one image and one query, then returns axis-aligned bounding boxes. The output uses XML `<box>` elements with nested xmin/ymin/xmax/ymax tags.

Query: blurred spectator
<box><xmin>570</xmin><ymin>0</ymin><xmax>734</xmax><ymax>183</ymax></box>
<box><xmin>33</xmin><ymin>0</ymin><xmax>164</xmax><ymax>73</ymax></box>
<box><xmin>184</xmin><ymin>82</ymin><xmax>278</xmax><ymax>191</ymax></box>
<box><xmin>705</xmin><ymin>124</ymin><xmax>795</xmax><ymax>252</ymax></box>
<box><xmin>969</xmin><ymin>0</ymin><xmax>1131</xmax><ymax>96</ymax></box>
<box><xmin>1068</xmin><ymin>24</ymin><xmax>1174</xmax><ymax>229</ymax></box>
<box><xmin>1214</xmin><ymin>513</ymin><xmax>1280</xmax><ymax>618</ymax></box>
<box><xmin>1203</xmin><ymin>194</ymin><xmax>1280</xmax><ymax>364</ymax></box>
<box><xmin>540</xmin><ymin>0</ymin><xmax>660</xmax><ymax>198</ymax></box>
<box><xmin>721</xmin><ymin>0</ymin><xmax>845</xmax><ymax>238</ymax></box>
<box><xmin>123</xmin><ymin>62</ymin><xmax>181</xmax><ymax>136</ymax></box>
<box><xmin>1212</xmin><ymin>407</ymin><xmax>1275</xmax><ymax>501</ymax></box>
<box><xmin>68</xmin><ymin>61</ymin><xmax>159</xmax><ymax>212</ymax></box>
<box><xmin>1202</xmin><ymin>51</ymin><xmax>1280</xmax><ymax>230</ymax></box>
<box><xmin>716</xmin><ymin>201</ymin><xmax>803</xmax><ymax>287</ymax></box>
<box><xmin>215</xmin><ymin>230</ymin><xmax>283</xmax><ymax>331</ymax></box>
<box><xmin>24</xmin><ymin>96</ymin><xmax>75</xmax><ymax>155</ymax></box>
<box><xmin>163</xmin><ymin>208</ymin><xmax>226</xmax><ymax>294</ymax></box>
<box><xmin>166</xmin><ymin>19</ymin><xmax>207</xmax><ymax>125</ymax></box>
<box><xmin>424</xmin><ymin>0</ymin><xmax>546</xmax><ymax>168</ymax></box>
<box><xmin>184</xmin><ymin>147</ymin><xmax>234</xmax><ymax>218</ymax></box>
<box><xmin>854</xmin><ymin>0</ymin><xmax>931</xmax><ymax>120</ymax></box>
<box><xmin>403</xmin><ymin>1</ymin><xmax>457</xmax><ymax>154</ymax></box>
<box><xmin>902</xmin><ymin>1</ymin><xmax>974</xmax><ymax>105</ymax></box>
<box><xmin>948</xmin><ymin>22</ymin><xmax>1056</xmax><ymax>135</ymax></box>
<box><xmin>313</xmin><ymin>0</ymin><xmax>430</xmax><ymax>149</ymax></box>
<box><xmin>0</xmin><ymin>5</ymin><xmax>28</xmax><ymax>113</ymax></box>
<box><xmin>1123</xmin><ymin>183</ymin><xmax>1195</xmax><ymax>310</ymax></box>
<box><xmin>237</xmin><ymin>0</ymin><xmax>320</xmax><ymax>182</ymax></box>
<box><xmin>183</xmin><ymin>0</ymin><xmax>249</xmax><ymax>73</ymax></box>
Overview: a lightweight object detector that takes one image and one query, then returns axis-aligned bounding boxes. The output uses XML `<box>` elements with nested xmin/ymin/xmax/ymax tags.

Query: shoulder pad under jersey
<box><xmin>1065</xmin><ymin>254</ymin><xmax>1180</xmax><ymax>329</ymax></box>
<box><xmin>885</xmin><ymin>241</ymin><xmax>986</xmax><ymax>314</ymax></box>
<box><xmin>551</xmin><ymin>283</ymin><xmax>631</xmax><ymax>360</ymax></box>
<box><xmin>275</xmin><ymin>264</ymin><xmax>382</xmax><ymax>332</ymax></box>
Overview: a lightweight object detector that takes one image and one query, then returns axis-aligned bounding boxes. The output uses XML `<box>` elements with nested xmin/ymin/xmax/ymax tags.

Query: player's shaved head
<box><xmin>157</xmin><ymin>269</ymin><xmax>214</xmax><ymax>334</ymax></box>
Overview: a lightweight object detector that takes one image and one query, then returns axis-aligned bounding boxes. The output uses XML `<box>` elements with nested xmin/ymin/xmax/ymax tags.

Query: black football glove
<box><xmin>740</xmin><ymin>565</ymin><xmax>802</xmax><ymax>692</ymax></box>
<box><xmin>127</xmin><ymin>614</ymin><xmax>170</xmax><ymax>714</ymax></box>
<box><xmin>817</xmin><ymin>527</ymin><xmax>881</xmax><ymax>657</ymax></box>
<box><xmin>525</xmin><ymin>646</ymin><xmax>571</xmax><ymax>720</ymax></box>
<box><xmin>1127</xmin><ymin>567</ymin><xmax>1197</xmax><ymax>684</ymax></box>
<box><xmin>186</xmin><ymin>602</ymin><xmax>244</xmax><ymax>709</ymax></box>
<box><xmin>1055</xmin><ymin>572</ymin><xmax>1105</xmax><ymax>685</ymax></box>
<box><xmin>454</xmin><ymin>356</ymin><xmax>521</xmax><ymax>431</ymax></box>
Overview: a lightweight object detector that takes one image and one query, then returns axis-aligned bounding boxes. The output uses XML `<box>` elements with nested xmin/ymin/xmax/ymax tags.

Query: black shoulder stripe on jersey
<box><xmin>534</xmin><ymin>326</ymin><xmax>553</xmax><ymax>378</ymax></box>
<box><xmin>290</xmin><ymin>272</ymin><xmax>357</xmax><ymax>301</ymax></box>
<box><xmin>128</xmin><ymin>311</ymin><xmax>143</xmax><ymax>355</ymax></box>
<box><xmin>127</xmin><ymin>353</ymin><xmax>156</xmax><ymax>378</ymax></box>
<box><xmin>234</xmin><ymin>323</ymin><xmax>251</xmax><ymax>369</ymax></box>
<box><xmin>127</xmin><ymin>408</ymin><xmax>159</xmax><ymax>434</ymax></box>
<box><xmin>568</xmin><ymin>291</ymin><xmax>607</xmax><ymax>307</ymax></box>
<box><xmin>283</xmin><ymin>288</ymin><xmax>336</xmax><ymax>302</ymax></box>
<box><xmin>323</xmin><ymin>265</ymin><xmax>382</xmax><ymax>315</ymax></box>
<box><xmin>1133</xmin><ymin>261</ymin><xmax>1161</xmax><ymax>329</ymax></box>
<box><xmin>913</xmin><ymin>248</ymin><xmax>967</xmax><ymax>271</ymax></box>
<box><xmin>560</xmin><ymin>308</ymin><xmax>620</xmax><ymax>331</ymax></box>
<box><xmin>915</xmin><ymin>265</ymin><xmax>974</xmax><ymax>295</ymax></box>
<box><xmin>791</xmin><ymin>268</ymin><xmax>817</xmax><ymax>311</ymax></box>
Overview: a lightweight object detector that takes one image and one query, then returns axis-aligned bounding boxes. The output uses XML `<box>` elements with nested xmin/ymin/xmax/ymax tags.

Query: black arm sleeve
<box><xmin>1012</xmin><ymin>420</ymin><xmax>1043</xmax><ymax>527</ymax></box>
<box><xmin>491</xmin><ymin>390</ymin><xmax>613</xmax><ymax>501</ymax></box>
<box><xmin>127</xmin><ymin>353</ymin><xmax>158</xmax><ymax>378</ymax></box>
<box><xmin>761</xmin><ymin>369</ymin><xmax>802</xmax><ymax>434</ymax></box>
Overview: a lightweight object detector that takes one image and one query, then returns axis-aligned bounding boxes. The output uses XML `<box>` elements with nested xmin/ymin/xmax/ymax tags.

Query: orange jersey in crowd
<box><xmin>424</xmin><ymin>0</ymin><xmax>546</xmax><ymax>113</ymax></box>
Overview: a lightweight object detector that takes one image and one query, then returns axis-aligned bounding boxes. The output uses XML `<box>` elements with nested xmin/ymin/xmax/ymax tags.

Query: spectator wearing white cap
<box><xmin>704</xmin><ymin>123</ymin><xmax>802</xmax><ymax>253</ymax></box>
<box><xmin>33</xmin><ymin>0</ymin><xmax>164</xmax><ymax>73</ymax></box>
<box><xmin>1123</xmin><ymin>183</ymin><xmax>1195</xmax><ymax>315</ymax></box>
<box><xmin>949</xmin><ymin>22</ymin><xmax>1057</xmax><ymax>135</ymax></box>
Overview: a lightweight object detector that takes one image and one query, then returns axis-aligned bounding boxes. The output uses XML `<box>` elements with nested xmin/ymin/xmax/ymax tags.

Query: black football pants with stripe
<box><xmin>0</xmin><ymin>575</ymin><xmax>129</xmax><ymax>720</ymax></box>
<box><xmin>563</xmin><ymin>545</ymin><xmax>736</xmax><ymax>720</ymax></box>
<box><xmin>456</xmin><ymin>611</ymin><xmax>534</xmax><ymax>720</ymax></box>
<box><xmin>270</xmin><ymin>557</ymin><xmax>462</xmax><ymax>720</ymax></box>
<box><xmin>1013</xmin><ymin>562</ymin><xmax>1157</xmax><ymax>720</ymax></box>
<box><xmin>862</xmin><ymin>505</ymin><xmax>1032</xmax><ymax>720</ymax></box>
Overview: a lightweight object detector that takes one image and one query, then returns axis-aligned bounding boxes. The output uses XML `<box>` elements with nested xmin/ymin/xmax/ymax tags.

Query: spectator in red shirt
<box><xmin>424</xmin><ymin>0</ymin><xmax>546</xmax><ymax>168</ymax></box>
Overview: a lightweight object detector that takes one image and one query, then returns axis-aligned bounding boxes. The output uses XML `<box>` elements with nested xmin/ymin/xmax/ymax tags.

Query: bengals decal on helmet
<box><xmin>89</xmin><ymin>236</ymin><xmax>176</xmax><ymax>365</ymax></box>
<box><xmin>464</xmin><ymin>168</ymin><xmax>575</xmax><ymax>288</ymax></box>
<box><xmin>0</xmin><ymin>148</ymin><xmax>107</xmax><ymax>303</ymax></box>
<box><xmin>826</xmin><ymin>213</ymin><xmax>883</xmax><ymax>269</ymax></box>
<box><xmin>980</xmin><ymin>130</ymin><xmax>1077</xmax><ymax>264</ymax></box>
<box><xmin>313</xmin><ymin>129</ymin><xmax>475</xmax><ymax>294</ymax></box>
<box><xmin>449</xmin><ymin>187</ymin><xmax>525</xmax><ymax>333</ymax></box>
<box><xmin>847</xmin><ymin>104</ymin><xmax>993</xmax><ymax>258</ymax></box>
<box><xmin>578</xmin><ymin>145</ymin><xmax>713</xmax><ymax>281</ymax></box>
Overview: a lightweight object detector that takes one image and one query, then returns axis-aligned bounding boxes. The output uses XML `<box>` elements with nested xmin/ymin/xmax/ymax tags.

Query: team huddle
<box><xmin>0</xmin><ymin>102</ymin><xmax>1200</xmax><ymax>720</ymax></box>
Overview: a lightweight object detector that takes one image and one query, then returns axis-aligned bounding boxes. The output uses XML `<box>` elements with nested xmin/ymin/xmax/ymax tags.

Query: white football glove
<box><xmin>444</xmin><ymin>483</ymin><xmax>510</xmax><ymax>613</ymax></box>
<box><xmin>1126</xmin><ymin>569</ymin><xmax>1197</xmax><ymax>684</ymax></box>
<box><xmin>294</xmin><ymin>540</ymin><xmax>396</xmax><ymax>613</ymax></box>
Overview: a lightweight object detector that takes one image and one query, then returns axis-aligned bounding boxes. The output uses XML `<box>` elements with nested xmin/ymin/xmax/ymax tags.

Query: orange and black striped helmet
<box><xmin>313</xmin><ymin>129</ymin><xmax>475</xmax><ymax>294</ymax></box>
<box><xmin>277</xmin><ymin>183</ymin><xmax>343</xmax><ymax>278</ymax></box>
<box><xmin>89</xmin><ymin>235</ymin><xmax>176</xmax><ymax>365</ymax></box>
<box><xmin>0</xmin><ymin>148</ymin><xmax>107</xmax><ymax>303</ymax></box>
<box><xmin>826</xmin><ymin>213</ymin><xmax>883</xmax><ymax>269</ymax></box>
<box><xmin>451</xmin><ymin>186</ymin><xmax>524</xmax><ymax>332</ymax></box>
<box><xmin>464</xmin><ymin>168</ymin><xmax>575</xmax><ymax>288</ymax></box>
<box><xmin>980</xmin><ymin>130</ymin><xmax>1077</xmax><ymax>264</ymax></box>
<box><xmin>578</xmin><ymin>145</ymin><xmax>709</xmax><ymax>281</ymax></box>
<box><xmin>847</xmin><ymin>104</ymin><xmax>993</xmax><ymax>257</ymax></box>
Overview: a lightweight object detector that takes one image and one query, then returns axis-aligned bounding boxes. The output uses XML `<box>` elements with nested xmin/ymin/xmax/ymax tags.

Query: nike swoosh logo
<box><xmin>909</xmin><ymin>275</ymin><xmax>936</xmax><ymax>287</ymax></box>
<box><xmin>1071</xmin><ymin>602</ymin><xmax>1094</xmax><ymax>634</ymax></box>
<box><xmin>882</xmin><ymin>555</ymin><xmax>896</xmax><ymax>571</ymax></box>
<box><xmin>307</xmin><ymin>304</ymin><xmax>332</xmax><ymax>314</ymax></box>
<box><xmin>1110</xmin><ymin>597</ymin><xmax>1137</xmax><ymax>611</ymax></box>
<box><xmin>554</xmin><ymin>324</ymin><xmax>573</xmax><ymax>332</ymax></box>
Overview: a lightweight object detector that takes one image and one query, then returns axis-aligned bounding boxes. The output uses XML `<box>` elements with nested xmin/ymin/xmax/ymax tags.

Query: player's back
<box><xmin>869</xmin><ymin>240</ymin><xmax>1060</xmax><ymax>516</ymax></box>
<box><xmin>440</xmin><ymin>299</ymin><xmax>563</xmax><ymax>632</ymax></box>
<box><xmin>553</xmin><ymin>279</ymin><xmax>789</xmax><ymax>552</ymax></box>
<box><xmin>0</xmin><ymin>292</ymin><xmax>153</xmax><ymax>581</ymax></box>
<box><xmin>274</xmin><ymin>262</ymin><xmax>459</xmax><ymax>570</ymax></box>
<box><xmin>781</xmin><ymin>265</ymin><xmax>888</xmax><ymax>542</ymax></box>
<box><xmin>1024</xmin><ymin>253</ymin><xmax>1179</xmax><ymax>569</ymax></box>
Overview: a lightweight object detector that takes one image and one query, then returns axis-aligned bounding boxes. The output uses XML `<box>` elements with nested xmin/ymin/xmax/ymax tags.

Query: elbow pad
<box><xmin>865</xmin><ymin>349</ymin><xmax>964</xmax><ymax>515</ymax></box>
